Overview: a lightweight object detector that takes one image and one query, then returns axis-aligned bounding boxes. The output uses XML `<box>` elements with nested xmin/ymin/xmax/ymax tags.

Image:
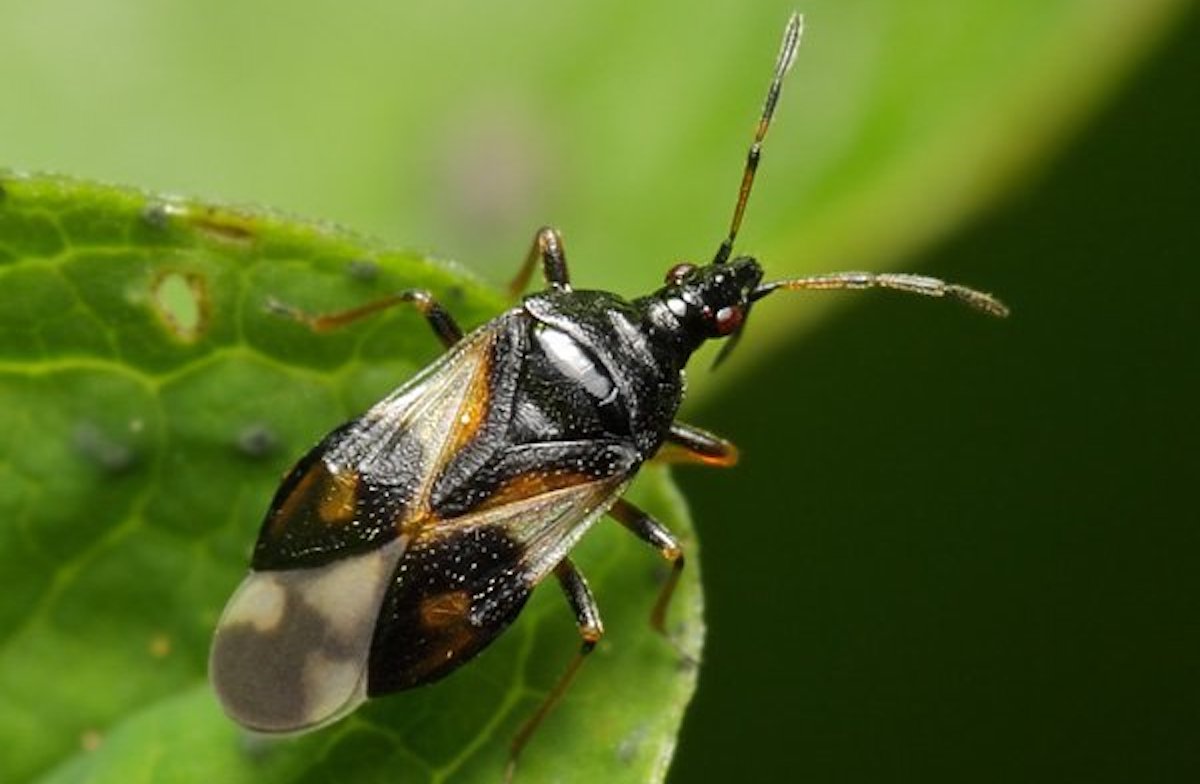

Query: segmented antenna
<box><xmin>752</xmin><ymin>272</ymin><xmax>1011</xmax><ymax>318</ymax></box>
<box><xmin>712</xmin><ymin>12</ymin><xmax>804</xmax><ymax>265</ymax></box>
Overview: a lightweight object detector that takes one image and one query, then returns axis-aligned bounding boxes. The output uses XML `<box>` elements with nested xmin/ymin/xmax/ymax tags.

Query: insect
<box><xmin>210</xmin><ymin>11</ymin><xmax>1007</xmax><ymax>779</ymax></box>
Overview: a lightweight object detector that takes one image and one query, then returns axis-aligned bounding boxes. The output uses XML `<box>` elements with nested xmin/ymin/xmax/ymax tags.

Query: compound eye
<box><xmin>714</xmin><ymin>305</ymin><xmax>744</xmax><ymax>336</ymax></box>
<box><xmin>664</xmin><ymin>262</ymin><xmax>697</xmax><ymax>285</ymax></box>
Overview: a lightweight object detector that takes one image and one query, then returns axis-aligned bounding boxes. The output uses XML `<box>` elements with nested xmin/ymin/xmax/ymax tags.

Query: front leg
<box><xmin>507</xmin><ymin>226</ymin><xmax>572</xmax><ymax>297</ymax></box>
<box><xmin>655</xmin><ymin>421</ymin><xmax>740</xmax><ymax>468</ymax></box>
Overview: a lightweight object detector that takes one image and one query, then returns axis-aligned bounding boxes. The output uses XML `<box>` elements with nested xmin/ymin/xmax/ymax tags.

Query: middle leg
<box><xmin>654</xmin><ymin>421</ymin><xmax>740</xmax><ymax>468</ymax></box>
<box><xmin>505</xmin><ymin>557</ymin><xmax>602</xmax><ymax>782</ymax></box>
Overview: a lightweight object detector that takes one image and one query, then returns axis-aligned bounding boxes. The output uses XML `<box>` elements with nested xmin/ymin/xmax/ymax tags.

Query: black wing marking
<box><xmin>368</xmin><ymin>472</ymin><xmax>631</xmax><ymax>694</ymax></box>
<box><xmin>251</xmin><ymin>324</ymin><xmax>505</xmax><ymax>570</ymax></box>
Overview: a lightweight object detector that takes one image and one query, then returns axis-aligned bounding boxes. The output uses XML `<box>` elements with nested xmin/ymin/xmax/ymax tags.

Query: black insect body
<box><xmin>210</xmin><ymin>13</ymin><xmax>1007</xmax><ymax>778</ymax></box>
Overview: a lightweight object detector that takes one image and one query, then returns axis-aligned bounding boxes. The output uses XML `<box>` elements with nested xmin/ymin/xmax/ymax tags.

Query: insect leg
<box><xmin>506</xmin><ymin>558</ymin><xmax>602</xmax><ymax>783</ymax></box>
<box><xmin>507</xmin><ymin>226</ymin><xmax>571</xmax><ymax>297</ymax></box>
<box><xmin>655</xmin><ymin>421</ymin><xmax>740</xmax><ymax>468</ymax></box>
<box><xmin>609</xmin><ymin>499</ymin><xmax>685</xmax><ymax>636</ymax></box>
<box><xmin>267</xmin><ymin>288</ymin><xmax>464</xmax><ymax>348</ymax></box>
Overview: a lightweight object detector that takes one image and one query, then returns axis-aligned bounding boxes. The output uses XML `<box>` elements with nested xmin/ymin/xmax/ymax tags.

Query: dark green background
<box><xmin>675</xmin><ymin>8</ymin><xmax>1199</xmax><ymax>782</ymax></box>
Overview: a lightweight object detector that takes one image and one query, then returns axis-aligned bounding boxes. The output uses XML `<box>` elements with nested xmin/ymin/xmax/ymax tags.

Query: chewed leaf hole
<box><xmin>153</xmin><ymin>271</ymin><xmax>208</xmax><ymax>342</ymax></box>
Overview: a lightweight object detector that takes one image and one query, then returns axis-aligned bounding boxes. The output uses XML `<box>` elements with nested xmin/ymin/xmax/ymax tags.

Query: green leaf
<box><xmin>0</xmin><ymin>173</ymin><xmax>703</xmax><ymax>783</ymax></box>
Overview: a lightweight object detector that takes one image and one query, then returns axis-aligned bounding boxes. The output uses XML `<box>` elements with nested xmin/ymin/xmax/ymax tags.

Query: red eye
<box><xmin>664</xmin><ymin>262</ymin><xmax>697</xmax><ymax>285</ymax></box>
<box><xmin>714</xmin><ymin>306</ymin><xmax>743</xmax><ymax>336</ymax></box>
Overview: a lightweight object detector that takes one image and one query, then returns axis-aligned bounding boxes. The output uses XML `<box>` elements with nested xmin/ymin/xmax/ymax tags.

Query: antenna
<box><xmin>712</xmin><ymin>12</ymin><xmax>804</xmax><ymax>265</ymax></box>
<box><xmin>752</xmin><ymin>272</ymin><xmax>1011</xmax><ymax>318</ymax></box>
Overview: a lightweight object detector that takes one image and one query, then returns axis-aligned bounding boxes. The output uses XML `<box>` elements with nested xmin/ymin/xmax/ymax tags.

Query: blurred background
<box><xmin>3</xmin><ymin>0</ymin><xmax>1197</xmax><ymax>781</ymax></box>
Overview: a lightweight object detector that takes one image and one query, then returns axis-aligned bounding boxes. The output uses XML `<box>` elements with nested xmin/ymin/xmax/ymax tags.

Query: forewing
<box><xmin>252</xmin><ymin>326</ymin><xmax>499</xmax><ymax>570</ymax></box>
<box><xmin>451</xmin><ymin>474</ymin><xmax>630</xmax><ymax>586</ymax></box>
<box><xmin>210</xmin><ymin>535</ymin><xmax>407</xmax><ymax>733</ymax></box>
<box><xmin>366</xmin><ymin>475</ymin><xmax>628</xmax><ymax>694</ymax></box>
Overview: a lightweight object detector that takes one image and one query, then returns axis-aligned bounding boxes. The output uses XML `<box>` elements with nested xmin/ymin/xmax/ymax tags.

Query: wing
<box><xmin>212</xmin><ymin>321</ymin><xmax>513</xmax><ymax>731</ymax></box>
<box><xmin>214</xmin><ymin>473</ymin><xmax>631</xmax><ymax>722</ymax></box>
<box><xmin>250</xmin><ymin>322</ymin><xmax>506</xmax><ymax>570</ymax></box>
<box><xmin>210</xmin><ymin>535</ymin><xmax>407</xmax><ymax>733</ymax></box>
<box><xmin>366</xmin><ymin>472</ymin><xmax>630</xmax><ymax>695</ymax></box>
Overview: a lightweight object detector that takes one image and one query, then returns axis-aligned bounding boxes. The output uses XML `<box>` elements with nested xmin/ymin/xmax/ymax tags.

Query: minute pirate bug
<box><xmin>210</xmin><ymin>11</ymin><xmax>1007</xmax><ymax>780</ymax></box>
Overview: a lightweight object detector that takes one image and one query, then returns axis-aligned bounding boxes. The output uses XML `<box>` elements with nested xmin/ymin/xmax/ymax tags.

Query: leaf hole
<box><xmin>153</xmin><ymin>271</ymin><xmax>208</xmax><ymax>342</ymax></box>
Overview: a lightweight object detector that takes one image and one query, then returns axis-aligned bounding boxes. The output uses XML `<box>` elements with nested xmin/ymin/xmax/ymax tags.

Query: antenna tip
<box><xmin>947</xmin><ymin>285</ymin><xmax>1011</xmax><ymax>318</ymax></box>
<box><xmin>778</xmin><ymin>13</ymin><xmax>805</xmax><ymax>75</ymax></box>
